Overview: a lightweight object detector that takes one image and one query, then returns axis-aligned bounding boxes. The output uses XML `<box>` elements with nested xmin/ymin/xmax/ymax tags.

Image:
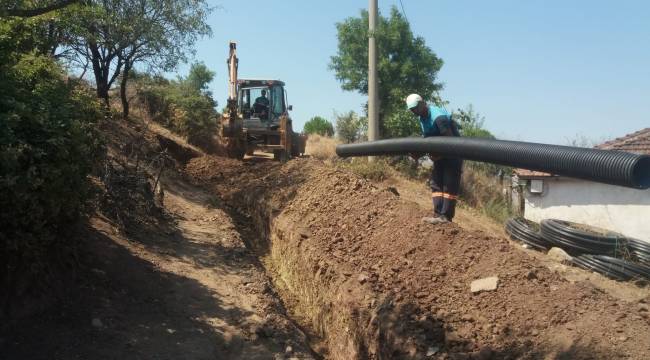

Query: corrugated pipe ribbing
<box><xmin>335</xmin><ymin>137</ymin><xmax>650</xmax><ymax>189</ymax></box>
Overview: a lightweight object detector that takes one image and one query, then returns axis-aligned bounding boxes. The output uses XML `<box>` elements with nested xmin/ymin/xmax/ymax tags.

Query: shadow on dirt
<box><xmin>352</xmin><ymin>294</ymin><xmax>625</xmax><ymax>359</ymax></box>
<box><xmin>0</xmin><ymin>224</ymin><xmax>262</xmax><ymax>360</ymax></box>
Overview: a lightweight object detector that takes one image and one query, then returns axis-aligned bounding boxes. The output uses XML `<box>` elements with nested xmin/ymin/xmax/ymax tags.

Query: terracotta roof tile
<box><xmin>595</xmin><ymin>128</ymin><xmax>650</xmax><ymax>155</ymax></box>
<box><xmin>513</xmin><ymin>169</ymin><xmax>553</xmax><ymax>177</ymax></box>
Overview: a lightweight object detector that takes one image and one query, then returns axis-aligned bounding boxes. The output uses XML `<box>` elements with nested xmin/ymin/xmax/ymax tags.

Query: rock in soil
<box><xmin>547</xmin><ymin>247</ymin><xmax>573</xmax><ymax>263</ymax></box>
<box><xmin>470</xmin><ymin>276</ymin><xmax>499</xmax><ymax>293</ymax></box>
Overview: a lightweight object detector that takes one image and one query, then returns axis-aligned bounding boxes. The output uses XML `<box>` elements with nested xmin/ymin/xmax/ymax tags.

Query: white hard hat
<box><xmin>406</xmin><ymin>93</ymin><xmax>423</xmax><ymax>109</ymax></box>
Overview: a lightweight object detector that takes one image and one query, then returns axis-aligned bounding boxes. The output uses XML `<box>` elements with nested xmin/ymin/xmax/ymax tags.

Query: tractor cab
<box><xmin>238</xmin><ymin>79</ymin><xmax>292</xmax><ymax>129</ymax></box>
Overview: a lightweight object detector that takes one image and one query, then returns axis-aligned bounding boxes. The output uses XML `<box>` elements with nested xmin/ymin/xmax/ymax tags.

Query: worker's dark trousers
<box><xmin>430</xmin><ymin>158</ymin><xmax>463</xmax><ymax>221</ymax></box>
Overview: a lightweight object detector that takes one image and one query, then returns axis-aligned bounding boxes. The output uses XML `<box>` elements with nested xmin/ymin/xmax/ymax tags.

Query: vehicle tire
<box><xmin>291</xmin><ymin>132</ymin><xmax>306</xmax><ymax>157</ymax></box>
<box><xmin>273</xmin><ymin>149</ymin><xmax>288</xmax><ymax>162</ymax></box>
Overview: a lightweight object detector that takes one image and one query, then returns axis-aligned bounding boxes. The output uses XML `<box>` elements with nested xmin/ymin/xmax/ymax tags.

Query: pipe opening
<box><xmin>633</xmin><ymin>156</ymin><xmax>650</xmax><ymax>189</ymax></box>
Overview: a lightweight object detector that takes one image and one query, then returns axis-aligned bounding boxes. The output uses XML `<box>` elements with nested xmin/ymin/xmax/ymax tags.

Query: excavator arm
<box><xmin>220</xmin><ymin>41</ymin><xmax>246</xmax><ymax>159</ymax></box>
<box><xmin>226</xmin><ymin>41</ymin><xmax>238</xmax><ymax>122</ymax></box>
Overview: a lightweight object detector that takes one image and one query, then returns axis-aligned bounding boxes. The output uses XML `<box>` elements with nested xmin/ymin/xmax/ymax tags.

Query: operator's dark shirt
<box><xmin>254</xmin><ymin>96</ymin><xmax>269</xmax><ymax>107</ymax></box>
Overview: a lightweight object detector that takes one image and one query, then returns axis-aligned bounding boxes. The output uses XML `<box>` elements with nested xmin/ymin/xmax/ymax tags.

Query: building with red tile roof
<box><xmin>511</xmin><ymin>128</ymin><xmax>650</xmax><ymax>243</ymax></box>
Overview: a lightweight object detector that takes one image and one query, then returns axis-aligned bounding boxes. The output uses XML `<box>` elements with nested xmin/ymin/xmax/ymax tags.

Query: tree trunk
<box><xmin>89</xmin><ymin>43</ymin><xmax>110</xmax><ymax>106</ymax></box>
<box><xmin>97</xmin><ymin>85</ymin><xmax>110</xmax><ymax>106</ymax></box>
<box><xmin>120</xmin><ymin>61</ymin><xmax>132</xmax><ymax>119</ymax></box>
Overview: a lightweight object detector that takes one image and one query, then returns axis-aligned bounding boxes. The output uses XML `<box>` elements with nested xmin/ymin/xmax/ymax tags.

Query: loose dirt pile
<box><xmin>187</xmin><ymin>155</ymin><xmax>650</xmax><ymax>360</ymax></box>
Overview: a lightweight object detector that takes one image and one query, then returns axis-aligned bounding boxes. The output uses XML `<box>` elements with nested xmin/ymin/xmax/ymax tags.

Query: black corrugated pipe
<box><xmin>335</xmin><ymin>137</ymin><xmax>650</xmax><ymax>189</ymax></box>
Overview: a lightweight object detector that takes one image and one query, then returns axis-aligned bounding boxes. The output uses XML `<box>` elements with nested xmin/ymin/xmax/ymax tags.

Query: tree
<box><xmin>304</xmin><ymin>116</ymin><xmax>334</xmax><ymax>137</ymax></box>
<box><xmin>336</xmin><ymin>111</ymin><xmax>363</xmax><ymax>143</ymax></box>
<box><xmin>451</xmin><ymin>104</ymin><xmax>507</xmax><ymax>175</ymax></box>
<box><xmin>115</xmin><ymin>0</ymin><xmax>212</xmax><ymax>118</ymax></box>
<box><xmin>0</xmin><ymin>0</ymin><xmax>79</xmax><ymax>17</ymax></box>
<box><xmin>1</xmin><ymin>17</ymin><xmax>103</xmax><ymax>302</ymax></box>
<box><xmin>330</xmin><ymin>6</ymin><xmax>444</xmax><ymax>138</ymax></box>
<box><xmin>383</xmin><ymin>108</ymin><xmax>420</xmax><ymax>138</ymax></box>
<box><xmin>184</xmin><ymin>61</ymin><xmax>215</xmax><ymax>93</ymax></box>
<box><xmin>60</xmin><ymin>0</ymin><xmax>211</xmax><ymax>114</ymax></box>
<box><xmin>134</xmin><ymin>64</ymin><xmax>218</xmax><ymax>149</ymax></box>
<box><xmin>453</xmin><ymin>104</ymin><xmax>495</xmax><ymax>139</ymax></box>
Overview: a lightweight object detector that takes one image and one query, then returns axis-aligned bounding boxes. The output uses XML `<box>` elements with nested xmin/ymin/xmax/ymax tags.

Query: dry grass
<box><xmin>305</xmin><ymin>134</ymin><xmax>339</xmax><ymax>161</ymax></box>
<box><xmin>460</xmin><ymin>165</ymin><xmax>512</xmax><ymax>223</ymax></box>
<box><xmin>306</xmin><ymin>135</ymin><xmax>393</xmax><ymax>181</ymax></box>
<box><xmin>339</xmin><ymin>158</ymin><xmax>392</xmax><ymax>181</ymax></box>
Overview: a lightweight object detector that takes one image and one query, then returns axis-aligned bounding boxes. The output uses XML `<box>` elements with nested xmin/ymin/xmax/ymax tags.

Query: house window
<box><xmin>530</xmin><ymin>180</ymin><xmax>544</xmax><ymax>194</ymax></box>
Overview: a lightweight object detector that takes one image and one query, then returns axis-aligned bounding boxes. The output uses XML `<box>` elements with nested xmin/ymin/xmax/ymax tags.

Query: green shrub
<box><xmin>304</xmin><ymin>116</ymin><xmax>334</xmax><ymax>136</ymax></box>
<box><xmin>168</xmin><ymin>89</ymin><xmax>218</xmax><ymax>148</ymax></box>
<box><xmin>135</xmin><ymin>68</ymin><xmax>219</xmax><ymax>150</ymax></box>
<box><xmin>336</xmin><ymin>111</ymin><xmax>364</xmax><ymax>143</ymax></box>
<box><xmin>382</xmin><ymin>109</ymin><xmax>421</xmax><ymax>139</ymax></box>
<box><xmin>0</xmin><ymin>46</ymin><xmax>104</xmax><ymax>303</ymax></box>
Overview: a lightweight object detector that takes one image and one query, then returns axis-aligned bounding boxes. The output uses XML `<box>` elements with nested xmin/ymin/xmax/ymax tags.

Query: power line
<box><xmin>398</xmin><ymin>0</ymin><xmax>409</xmax><ymax>24</ymax></box>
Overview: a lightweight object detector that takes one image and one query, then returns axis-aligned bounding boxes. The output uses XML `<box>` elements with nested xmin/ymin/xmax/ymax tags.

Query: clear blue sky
<box><xmin>176</xmin><ymin>0</ymin><xmax>649</xmax><ymax>145</ymax></box>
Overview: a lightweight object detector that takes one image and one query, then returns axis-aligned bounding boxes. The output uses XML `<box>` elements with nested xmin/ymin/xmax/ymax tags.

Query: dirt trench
<box><xmin>187</xmin><ymin>155</ymin><xmax>650</xmax><ymax>360</ymax></box>
<box><xmin>0</xmin><ymin>122</ymin><xmax>316</xmax><ymax>360</ymax></box>
<box><xmin>3</xmin><ymin>118</ymin><xmax>649</xmax><ymax>360</ymax></box>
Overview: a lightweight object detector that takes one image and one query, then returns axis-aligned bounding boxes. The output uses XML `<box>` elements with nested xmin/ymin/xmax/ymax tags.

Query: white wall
<box><xmin>524</xmin><ymin>178</ymin><xmax>650</xmax><ymax>243</ymax></box>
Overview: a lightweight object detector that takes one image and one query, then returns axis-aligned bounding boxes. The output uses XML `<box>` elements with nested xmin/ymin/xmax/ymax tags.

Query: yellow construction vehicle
<box><xmin>220</xmin><ymin>42</ymin><xmax>306</xmax><ymax>160</ymax></box>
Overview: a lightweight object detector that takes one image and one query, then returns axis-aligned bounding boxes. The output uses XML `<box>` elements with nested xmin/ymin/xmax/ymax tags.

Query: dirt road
<box><xmin>1</xmin><ymin>170</ymin><xmax>313</xmax><ymax>359</ymax></box>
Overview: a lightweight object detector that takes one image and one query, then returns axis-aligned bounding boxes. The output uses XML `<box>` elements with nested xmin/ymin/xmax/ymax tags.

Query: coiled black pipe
<box><xmin>572</xmin><ymin>255</ymin><xmax>631</xmax><ymax>281</ymax></box>
<box><xmin>628</xmin><ymin>238</ymin><xmax>650</xmax><ymax>265</ymax></box>
<box><xmin>540</xmin><ymin>219</ymin><xmax>627</xmax><ymax>256</ymax></box>
<box><xmin>336</xmin><ymin>137</ymin><xmax>650</xmax><ymax>189</ymax></box>
<box><xmin>505</xmin><ymin>218</ymin><xmax>551</xmax><ymax>251</ymax></box>
<box><xmin>572</xmin><ymin>255</ymin><xmax>650</xmax><ymax>281</ymax></box>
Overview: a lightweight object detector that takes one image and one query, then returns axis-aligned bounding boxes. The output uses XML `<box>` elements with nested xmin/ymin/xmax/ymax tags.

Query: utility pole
<box><xmin>368</xmin><ymin>0</ymin><xmax>379</xmax><ymax>159</ymax></box>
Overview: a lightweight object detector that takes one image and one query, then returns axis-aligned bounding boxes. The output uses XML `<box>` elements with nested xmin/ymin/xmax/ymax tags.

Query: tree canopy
<box><xmin>330</xmin><ymin>6</ymin><xmax>444</xmax><ymax>138</ymax></box>
<box><xmin>134</xmin><ymin>63</ymin><xmax>218</xmax><ymax>148</ymax></box>
<box><xmin>0</xmin><ymin>0</ymin><xmax>79</xmax><ymax>17</ymax></box>
<box><xmin>336</xmin><ymin>111</ymin><xmax>364</xmax><ymax>144</ymax></box>
<box><xmin>453</xmin><ymin>104</ymin><xmax>495</xmax><ymax>139</ymax></box>
<box><xmin>58</xmin><ymin>0</ymin><xmax>212</xmax><ymax>115</ymax></box>
<box><xmin>185</xmin><ymin>62</ymin><xmax>215</xmax><ymax>93</ymax></box>
<box><xmin>304</xmin><ymin>116</ymin><xmax>334</xmax><ymax>137</ymax></box>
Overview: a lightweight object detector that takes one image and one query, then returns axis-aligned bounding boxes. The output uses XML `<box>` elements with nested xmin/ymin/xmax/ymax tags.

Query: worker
<box><xmin>406</xmin><ymin>93</ymin><xmax>462</xmax><ymax>225</ymax></box>
<box><xmin>253</xmin><ymin>89</ymin><xmax>270</xmax><ymax>119</ymax></box>
<box><xmin>254</xmin><ymin>89</ymin><xmax>270</xmax><ymax>107</ymax></box>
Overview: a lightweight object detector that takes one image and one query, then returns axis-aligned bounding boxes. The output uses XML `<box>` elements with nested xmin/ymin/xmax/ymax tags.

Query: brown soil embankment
<box><xmin>187</xmin><ymin>155</ymin><xmax>650</xmax><ymax>360</ymax></box>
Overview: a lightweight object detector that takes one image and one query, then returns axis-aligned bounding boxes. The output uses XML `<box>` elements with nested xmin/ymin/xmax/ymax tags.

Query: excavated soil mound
<box><xmin>187</xmin><ymin>155</ymin><xmax>650</xmax><ymax>360</ymax></box>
